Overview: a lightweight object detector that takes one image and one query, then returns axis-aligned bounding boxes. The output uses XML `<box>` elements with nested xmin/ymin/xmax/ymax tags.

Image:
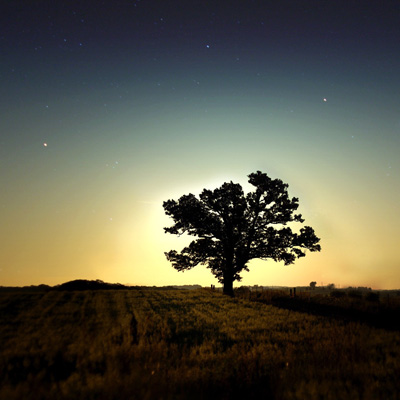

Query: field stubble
<box><xmin>0</xmin><ymin>289</ymin><xmax>399</xmax><ymax>399</ymax></box>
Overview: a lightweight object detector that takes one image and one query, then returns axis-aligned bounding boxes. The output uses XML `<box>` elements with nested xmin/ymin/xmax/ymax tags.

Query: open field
<box><xmin>1</xmin><ymin>288</ymin><xmax>399</xmax><ymax>400</ymax></box>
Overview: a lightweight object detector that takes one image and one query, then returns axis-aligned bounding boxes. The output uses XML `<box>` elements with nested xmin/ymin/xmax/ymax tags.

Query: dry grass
<box><xmin>1</xmin><ymin>289</ymin><xmax>399</xmax><ymax>399</ymax></box>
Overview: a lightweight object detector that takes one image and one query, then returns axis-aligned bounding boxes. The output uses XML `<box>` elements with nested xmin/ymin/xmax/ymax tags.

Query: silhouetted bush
<box><xmin>365</xmin><ymin>291</ymin><xmax>380</xmax><ymax>302</ymax></box>
<box><xmin>330</xmin><ymin>290</ymin><xmax>346</xmax><ymax>298</ymax></box>
<box><xmin>55</xmin><ymin>279</ymin><xmax>126</xmax><ymax>291</ymax></box>
<box><xmin>347</xmin><ymin>290</ymin><xmax>363</xmax><ymax>299</ymax></box>
<box><xmin>234</xmin><ymin>287</ymin><xmax>251</xmax><ymax>297</ymax></box>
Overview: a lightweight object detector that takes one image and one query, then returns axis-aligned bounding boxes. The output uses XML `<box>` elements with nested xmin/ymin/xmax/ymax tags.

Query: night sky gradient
<box><xmin>1</xmin><ymin>1</ymin><xmax>400</xmax><ymax>288</ymax></box>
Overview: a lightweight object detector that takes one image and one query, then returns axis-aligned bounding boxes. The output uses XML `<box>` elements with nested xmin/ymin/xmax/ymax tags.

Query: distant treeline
<box><xmin>0</xmin><ymin>280</ymin><xmax>203</xmax><ymax>292</ymax></box>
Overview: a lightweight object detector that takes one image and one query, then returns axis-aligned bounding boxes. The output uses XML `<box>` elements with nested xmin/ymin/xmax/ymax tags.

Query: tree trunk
<box><xmin>223</xmin><ymin>274</ymin><xmax>234</xmax><ymax>297</ymax></box>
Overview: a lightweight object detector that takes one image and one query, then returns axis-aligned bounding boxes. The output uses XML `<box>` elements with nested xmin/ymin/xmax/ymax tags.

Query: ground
<box><xmin>1</xmin><ymin>288</ymin><xmax>399</xmax><ymax>399</ymax></box>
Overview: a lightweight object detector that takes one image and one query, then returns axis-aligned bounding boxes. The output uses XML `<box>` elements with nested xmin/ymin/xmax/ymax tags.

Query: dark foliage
<box><xmin>55</xmin><ymin>280</ymin><xmax>126</xmax><ymax>291</ymax></box>
<box><xmin>0</xmin><ymin>284</ymin><xmax>51</xmax><ymax>293</ymax></box>
<box><xmin>331</xmin><ymin>290</ymin><xmax>347</xmax><ymax>298</ymax></box>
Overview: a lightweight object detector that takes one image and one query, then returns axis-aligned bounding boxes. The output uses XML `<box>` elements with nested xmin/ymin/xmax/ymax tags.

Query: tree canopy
<box><xmin>163</xmin><ymin>171</ymin><xmax>321</xmax><ymax>296</ymax></box>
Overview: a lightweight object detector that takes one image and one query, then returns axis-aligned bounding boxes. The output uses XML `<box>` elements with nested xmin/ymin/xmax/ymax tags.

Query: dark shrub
<box><xmin>330</xmin><ymin>290</ymin><xmax>346</xmax><ymax>298</ymax></box>
<box><xmin>366</xmin><ymin>291</ymin><xmax>380</xmax><ymax>302</ymax></box>
<box><xmin>348</xmin><ymin>290</ymin><xmax>363</xmax><ymax>299</ymax></box>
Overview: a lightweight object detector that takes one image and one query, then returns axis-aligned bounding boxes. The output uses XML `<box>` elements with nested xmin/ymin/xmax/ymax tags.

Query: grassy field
<box><xmin>1</xmin><ymin>288</ymin><xmax>399</xmax><ymax>400</ymax></box>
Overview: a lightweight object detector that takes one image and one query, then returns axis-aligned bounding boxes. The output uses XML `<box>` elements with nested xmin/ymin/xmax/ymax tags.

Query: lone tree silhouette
<box><xmin>163</xmin><ymin>171</ymin><xmax>321</xmax><ymax>296</ymax></box>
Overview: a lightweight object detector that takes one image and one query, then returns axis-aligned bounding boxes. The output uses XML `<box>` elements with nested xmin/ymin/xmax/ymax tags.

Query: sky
<box><xmin>1</xmin><ymin>0</ymin><xmax>400</xmax><ymax>289</ymax></box>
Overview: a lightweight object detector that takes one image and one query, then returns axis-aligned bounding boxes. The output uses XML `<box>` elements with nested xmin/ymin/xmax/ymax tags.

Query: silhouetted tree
<box><xmin>163</xmin><ymin>171</ymin><xmax>321</xmax><ymax>296</ymax></box>
<box><xmin>327</xmin><ymin>283</ymin><xmax>335</xmax><ymax>290</ymax></box>
<box><xmin>310</xmin><ymin>281</ymin><xmax>317</xmax><ymax>290</ymax></box>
